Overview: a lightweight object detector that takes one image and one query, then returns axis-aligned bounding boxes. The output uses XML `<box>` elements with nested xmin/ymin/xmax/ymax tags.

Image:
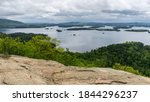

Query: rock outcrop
<box><xmin>0</xmin><ymin>55</ymin><xmax>150</xmax><ymax>85</ymax></box>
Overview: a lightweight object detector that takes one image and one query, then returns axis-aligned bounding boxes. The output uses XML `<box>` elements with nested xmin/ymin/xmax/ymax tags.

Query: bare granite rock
<box><xmin>0</xmin><ymin>55</ymin><xmax>150</xmax><ymax>85</ymax></box>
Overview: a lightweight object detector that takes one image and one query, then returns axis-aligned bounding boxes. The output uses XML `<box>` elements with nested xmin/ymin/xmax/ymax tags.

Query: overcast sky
<box><xmin>1</xmin><ymin>0</ymin><xmax>150</xmax><ymax>23</ymax></box>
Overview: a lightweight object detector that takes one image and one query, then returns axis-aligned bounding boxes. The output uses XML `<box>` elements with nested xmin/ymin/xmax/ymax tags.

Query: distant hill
<box><xmin>0</xmin><ymin>18</ymin><xmax>55</xmax><ymax>28</ymax></box>
<box><xmin>0</xmin><ymin>18</ymin><xmax>25</xmax><ymax>28</ymax></box>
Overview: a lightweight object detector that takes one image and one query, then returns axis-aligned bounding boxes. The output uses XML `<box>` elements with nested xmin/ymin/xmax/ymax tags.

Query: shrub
<box><xmin>113</xmin><ymin>63</ymin><xmax>142</xmax><ymax>75</ymax></box>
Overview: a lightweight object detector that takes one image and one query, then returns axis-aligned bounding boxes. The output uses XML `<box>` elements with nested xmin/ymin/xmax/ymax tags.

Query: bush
<box><xmin>113</xmin><ymin>63</ymin><xmax>142</xmax><ymax>75</ymax></box>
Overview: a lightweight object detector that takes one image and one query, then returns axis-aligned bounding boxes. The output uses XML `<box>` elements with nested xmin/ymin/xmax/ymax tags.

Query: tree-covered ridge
<box><xmin>79</xmin><ymin>42</ymin><xmax>150</xmax><ymax>76</ymax></box>
<box><xmin>0</xmin><ymin>33</ymin><xmax>150</xmax><ymax>77</ymax></box>
<box><xmin>0</xmin><ymin>19</ymin><xmax>25</xmax><ymax>28</ymax></box>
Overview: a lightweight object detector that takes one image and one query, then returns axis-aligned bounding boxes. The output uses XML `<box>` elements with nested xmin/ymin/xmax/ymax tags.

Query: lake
<box><xmin>0</xmin><ymin>26</ymin><xmax>150</xmax><ymax>52</ymax></box>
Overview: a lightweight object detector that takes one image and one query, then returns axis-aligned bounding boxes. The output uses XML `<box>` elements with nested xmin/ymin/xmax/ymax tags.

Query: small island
<box><xmin>66</xmin><ymin>27</ymin><xmax>120</xmax><ymax>31</ymax></box>
<box><xmin>56</xmin><ymin>29</ymin><xmax>62</xmax><ymax>32</ymax></box>
<box><xmin>125</xmin><ymin>29</ymin><xmax>150</xmax><ymax>33</ymax></box>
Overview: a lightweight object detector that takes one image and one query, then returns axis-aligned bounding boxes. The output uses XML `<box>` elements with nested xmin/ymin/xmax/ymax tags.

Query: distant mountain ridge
<box><xmin>0</xmin><ymin>18</ymin><xmax>25</xmax><ymax>28</ymax></box>
<box><xmin>1</xmin><ymin>18</ymin><xmax>150</xmax><ymax>28</ymax></box>
<box><xmin>0</xmin><ymin>18</ymin><xmax>54</xmax><ymax>28</ymax></box>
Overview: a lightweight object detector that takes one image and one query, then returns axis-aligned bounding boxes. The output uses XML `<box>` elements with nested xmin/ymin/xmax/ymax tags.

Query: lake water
<box><xmin>0</xmin><ymin>26</ymin><xmax>150</xmax><ymax>52</ymax></box>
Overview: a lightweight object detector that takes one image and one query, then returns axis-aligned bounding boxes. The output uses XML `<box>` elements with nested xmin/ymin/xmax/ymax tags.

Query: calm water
<box><xmin>0</xmin><ymin>27</ymin><xmax>150</xmax><ymax>52</ymax></box>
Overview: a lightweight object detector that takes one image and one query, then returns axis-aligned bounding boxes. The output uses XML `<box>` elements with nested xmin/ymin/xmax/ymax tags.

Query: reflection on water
<box><xmin>0</xmin><ymin>27</ymin><xmax>150</xmax><ymax>52</ymax></box>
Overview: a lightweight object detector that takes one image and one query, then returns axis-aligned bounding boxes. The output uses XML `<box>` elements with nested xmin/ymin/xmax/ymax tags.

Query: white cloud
<box><xmin>0</xmin><ymin>0</ymin><xmax>150</xmax><ymax>22</ymax></box>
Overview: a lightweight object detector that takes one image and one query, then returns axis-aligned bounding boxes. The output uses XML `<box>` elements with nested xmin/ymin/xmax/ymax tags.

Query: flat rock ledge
<box><xmin>0</xmin><ymin>55</ymin><xmax>150</xmax><ymax>85</ymax></box>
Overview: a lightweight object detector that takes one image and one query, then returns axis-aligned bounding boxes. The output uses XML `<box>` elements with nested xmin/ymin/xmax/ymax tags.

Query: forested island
<box><xmin>125</xmin><ymin>29</ymin><xmax>150</xmax><ymax>33</ymax></box>
<box><xmin>0</xmin><ymin>33</ymin><xmax>150</xmax><ymax>77</ymax></box>
<box><xmin>66</xmin><ymin>27</ymin><xmax>120</xmax><ymax>31</ymax></box>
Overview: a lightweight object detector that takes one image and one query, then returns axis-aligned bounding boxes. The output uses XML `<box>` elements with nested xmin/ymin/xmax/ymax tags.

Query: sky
<box><xmin>1</xmin><ymin>0</ymin><xmax>150</xmax><ymax>23</ymax></box>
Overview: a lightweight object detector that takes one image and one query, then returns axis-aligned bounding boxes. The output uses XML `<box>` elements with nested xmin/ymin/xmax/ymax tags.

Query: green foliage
<box><xmin>80</xmin><ymin>42</ymin><xmax>150</xmax><ymax>76</ymax></box>
<box><xmin>0</xmin><ymin>33</ymin><xmax>62</xmax><ymax>60</ymax></box>
<box><xmin>9</xmin><ymin>33</ymin><xmax>47</xmax><ymax>42</ymax></box>
<box><xmin>113</xmin><ymin>63</ymin><xmax>142</xmax><ymax>75</ymax></box>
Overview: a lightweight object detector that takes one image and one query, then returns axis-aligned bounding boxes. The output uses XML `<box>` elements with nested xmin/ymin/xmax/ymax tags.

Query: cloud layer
<box><xmin>1</xmin><ymin>0</ymin><xmax>150</xmax><ymax>23</ymax></box>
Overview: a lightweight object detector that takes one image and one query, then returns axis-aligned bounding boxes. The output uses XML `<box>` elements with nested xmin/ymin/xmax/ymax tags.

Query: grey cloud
<box><xmin>102</xmin><ymin>10</ymin><xmax>144</xmax><ymax>16</ymax></box>
<box><xmin>0</xmin><ymin>0</ymin><xmax>150</xmax><ymax>22</ymax></box>
<box><xmin>0</xmin><ymin>10</ymin><xmax>22</xmax><ymax>16</ymax></box>
<box><xmin>54</xmin><ymin>10</ymin><xmax>95</xmax><ymax>17</ymax></box>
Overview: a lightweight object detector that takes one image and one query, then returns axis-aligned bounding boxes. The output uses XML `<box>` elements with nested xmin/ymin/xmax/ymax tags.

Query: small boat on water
<box><xmin>73</xmin><ymin>34</ymin><xmax>76</xmax><ymax>36</ymax></box>
<box><xmin>56</xmin><ymin>29</ymin><xmax>62</xmax><ymax>32</ymax></box>
<box><xmin>45</xmin><ymin>27</ymin><xmax>49</xmax><ymax>30</ymax></box>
